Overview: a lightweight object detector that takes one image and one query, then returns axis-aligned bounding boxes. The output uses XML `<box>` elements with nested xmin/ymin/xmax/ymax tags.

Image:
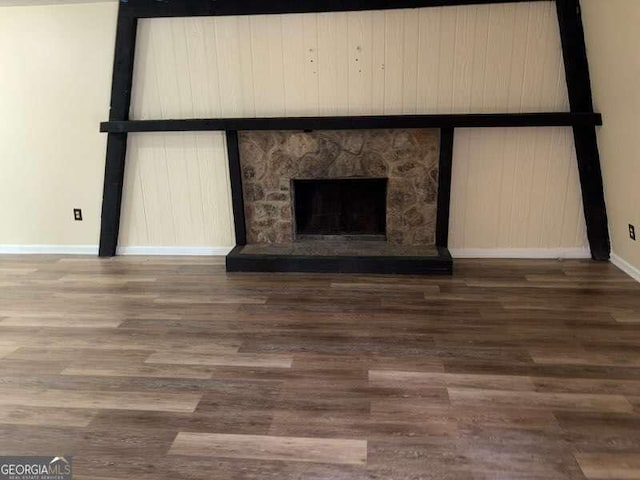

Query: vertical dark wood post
<box><xmin>225</xmin><ymin>130</ymin><xmax>247</xmax><ymax>246</ymax></box>
<box><xmin>555</xmin><ymin>0</ymin><xmax>610</xmax><ymax>260</ymax></box>
<box><xmin>99</xmin><ymin>9</ymin><xmax>138</xmax><ymax>257</ymax></box>
<box><xmin>436</xmin><ymin>128</ymin><xmax>455</xmax><ymax>248</ymax></box>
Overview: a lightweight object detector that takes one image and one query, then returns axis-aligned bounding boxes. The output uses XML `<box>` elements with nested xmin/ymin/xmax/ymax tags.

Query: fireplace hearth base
<box><xmin>228</xmin><ymin>127</ymin><xmax>451</xmax><ymax>275</ymax></box>
<box><xmin>226</xmin><ymin>243</ymin><xmax>452</xmax><ymax>275</ymax></box>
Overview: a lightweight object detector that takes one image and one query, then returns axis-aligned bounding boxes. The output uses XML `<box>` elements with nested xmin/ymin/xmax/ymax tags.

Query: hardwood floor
<box><xmin>1</xmin><ymin>256</ymin><xmax>640</xmax><ymax>479</ymax></box>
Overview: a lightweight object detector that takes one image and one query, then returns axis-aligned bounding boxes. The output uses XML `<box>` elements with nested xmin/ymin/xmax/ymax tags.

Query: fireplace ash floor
<box><xmin>239</xmin><ymin>240</ymin><xmax>439</xmax><ymax>257</ymax></box>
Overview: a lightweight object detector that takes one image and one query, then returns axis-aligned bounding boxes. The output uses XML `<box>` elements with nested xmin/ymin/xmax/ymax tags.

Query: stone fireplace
<box><xmin>226</xmin><ymin>128</ymin><xmax>452</xmax><ymax>274</ymax></box>
<box><xmin>239</xmin><ymin>129</ymin><xmax>440</xmax><ymax>245</ymax></box>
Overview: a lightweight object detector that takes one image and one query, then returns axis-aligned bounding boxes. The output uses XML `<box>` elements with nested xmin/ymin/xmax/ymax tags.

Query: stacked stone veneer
<box><xmin>238</xmin><ymin>129</ymin><xmax>440</xmax><ymax>245</ymax></box>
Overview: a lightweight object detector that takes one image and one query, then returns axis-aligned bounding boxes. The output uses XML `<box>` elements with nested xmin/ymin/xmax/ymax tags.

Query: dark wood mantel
<box><xmin>100</xmin><ymin>112</ymin><xmax>602</xmax><ymax>134</ymax></box>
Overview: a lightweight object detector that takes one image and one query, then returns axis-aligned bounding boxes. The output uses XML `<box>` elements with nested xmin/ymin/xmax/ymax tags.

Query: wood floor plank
<box><xmin>0</xmin><ymin>317</ymin><xmax>124</xmax><ymax>328</ymax></box>
<box><xmin>369</xmin><ymin>370</ymin><xmax>535</xmax><ymax>391</ymax></box>
<box><xmin>0</xmin><ymin>336</ymin><xmax>241</xmax><ymax>353</ymax></box>
<box><xmin>74</xmin><ymin>476</ymin><xmax>128</xmax><ymax>480</ymax></box>
<box><xmin>0</xmin><ymin>345</ymin><xmax>18</xmax><ymax>359</ymax></box>
<box><xmin>61</xmin><ymin>364</ymin><xmax>216</xmax><ymax>380</ymax></box>
<box><xmin>330</xmin><ymin>282</ymin><xmax>441</xmax><ymax>294</ymax></box>
<box><xmin>0</xmin><ymin>267</ymin><xmax>38</xmax><ymax>275</ymax></box>
<box><xmin>530</xmin><ymin>349</ymin><xmax>640</xmax><ymax>367</ymax></box>
<box><xmin>0</xmin><ymin>405</ymin><xmax>97</xmax><ymax>427</ymax></box>
<box><xmin>154</xmin><ymin>295</ymin><xmax>267</xmax><ymax>305</ymax></box>
<box><xmin>532</xmin><ymin>376</ymin><xmax>640</xmax><ymax>396</ymax></box>
<box><xmin>6</xmin><ymin>347</ymin><xmax>153</xmax><ymax>364</ymax></box>
<box><xmin>448</xmin><ymin>387</ymin><xmax>634</xmax><ymax>413</ymax></box>
<box><xmin>58</xmin><ymin>274</ymin><xmax>157</xmax><ymax>284</ymax></box>
<box><xmin>613</xmin><ymin>313</ymin><xmax>640</xmax><ymax>324</ymax></box>
<box><xmin>575</xmin><ymin>453</ymin><xmax>640</xmax><ymax>479</ymax></box>
<box><xmin>169</xmin><ymin>432</ymin><xmax>368</xmax><ymax>466</ymax></box>
<box><xmin>0</xmin><ymin>387</ymin><xmax>202</xmax><ymax>413</ymax></box>
<box><xmin>627</xmin><ymin>396</ymin><xmax>640</xmax><ymax>415</ymax></box>
<box><xmin>146</xmin><ymin>352</ymin><xmax>294</xmax><ymax>369</ymax></box>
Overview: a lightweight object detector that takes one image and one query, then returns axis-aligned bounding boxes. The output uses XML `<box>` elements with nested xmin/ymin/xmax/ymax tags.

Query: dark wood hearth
<box><xmin>226</xmin><ymin>242</ymin><xmax>452</xmax><ymax>275</ymax></box>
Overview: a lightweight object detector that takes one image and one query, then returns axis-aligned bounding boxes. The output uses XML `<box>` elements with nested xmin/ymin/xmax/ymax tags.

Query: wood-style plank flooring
<box><xmin>1</xmin><ymin>256</ymin><xmax>640</xmax><ymax>479</ymax></box>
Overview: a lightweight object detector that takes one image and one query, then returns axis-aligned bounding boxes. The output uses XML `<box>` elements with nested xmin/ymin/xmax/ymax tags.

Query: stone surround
<box><xmin>238</xmin><ymin>129</ymin><xmax>440</xmax><ymax>245</ymax></box>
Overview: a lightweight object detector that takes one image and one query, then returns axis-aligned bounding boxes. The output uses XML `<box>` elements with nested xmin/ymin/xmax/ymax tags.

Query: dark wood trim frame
<box><xmin>124</xmin><ymin>0</ymin><xmax>547</xmax><ymax>18</ymax></box>
<box><xmin>225</xmin><ymin>130</ymin><xmax>247</xmax><ymax>246</ymax></box>
<box><xmin>101</xmin><ymin>112</ymin><xmax>601</xmax><ymax>134</ymax></box>
<box><xmin>556</xmin><ymin>0</ymin><xmax>610</xmax><ymax>260</ymax></box>
<box><xmin>436</xmin><ymin>128</ymin><xmax>455</xmax><ymax>248</ymax></box>
<box><xmin>99</xmin><ymin>12</ymin><xmax>137</xmax><ymax>257</ymax></box>
<box><xmin>98</xmin><ymin>0</ymin><xmax>610</xmax><ymax>262</ymax></box>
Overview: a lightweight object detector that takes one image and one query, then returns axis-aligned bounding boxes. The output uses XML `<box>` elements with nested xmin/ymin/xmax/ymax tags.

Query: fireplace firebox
<box><xmin>293</xmin><ymin>178</ymin><xmax>387</xmax><ymax>240</ymax></box>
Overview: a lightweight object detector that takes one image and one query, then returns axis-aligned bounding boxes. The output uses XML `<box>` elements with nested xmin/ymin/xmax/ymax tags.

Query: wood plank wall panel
<box><xmin>130</xmin><ymin>2</ymin><xmax>569</xmax><ymax>119</ymax></box>
<box><xmin>122</xmin><ymin>1</ymin><xmax>589</xmax><ymax>250</ymax></box>
<box><xmin>118</xmin><ymin>132</ymin><xmax>235</xmax><ymax>248</ymax></box>
<box><xmin>449</xmin><ymin>127</ymin><xmax>588</xmax><ymax>250</ymax></box>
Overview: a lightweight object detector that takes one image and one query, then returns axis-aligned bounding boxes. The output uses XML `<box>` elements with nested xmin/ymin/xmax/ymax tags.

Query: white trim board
<box><xmin>0</xmin><ymin>1</ymin><xmax>117</xmax><ymax>6</ymax></box>
<box><xmin>116</xmin><ymin>246</ymin><xmax>233</xmax><ymax>256</ymax></box>
<box><xmin>0</xmin><ymin>245</ymin><xmax>233</xmax><ymax>256</ymax></box>
<box><xmin>0</xmin><ymin>245</ymin><xmax>98</xmax><ymax>255</ymax></box>
<box><xmin>450</xmin><ymin>248</ymin><xmax>592</xmax><ymax>259</ymax></box>
<box><xmin>610</xmin><ymin>253</ymin><xmax>640</xmax><ymax>284</ymax></box>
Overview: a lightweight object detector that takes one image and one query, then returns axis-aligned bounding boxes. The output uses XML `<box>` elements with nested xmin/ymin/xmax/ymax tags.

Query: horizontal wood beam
<box><xmin>101</xmin><ymin>112</ymin><xmax>602</xmax><ymax>134</ymax></box>
<box><xmin>121</xmin><ymin>0</ymin><xmax>549</xmax><ymax>19</ymax></box>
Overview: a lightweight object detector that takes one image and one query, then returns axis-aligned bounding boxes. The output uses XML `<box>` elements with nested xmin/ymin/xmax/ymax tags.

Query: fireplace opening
<box><xmin>292</xmin><ymin>178</ymin><xmax>387</xmax><ymax>240</ymax></box>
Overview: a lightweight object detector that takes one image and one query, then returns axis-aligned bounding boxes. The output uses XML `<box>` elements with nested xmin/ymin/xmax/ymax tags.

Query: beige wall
<box><xmin>0</xmin><ymin>1</ymin><xmax>117</xmax><ymax>247</ymax></box>
<box><xmin>582</xmin><ymin>0</ymin><xmax>640</xmax><ymax>271</ymax></box>
<box><xmin>125</xmin><ymin>1</ymin><xmax>589</xmax><ymax>253</ymax></box>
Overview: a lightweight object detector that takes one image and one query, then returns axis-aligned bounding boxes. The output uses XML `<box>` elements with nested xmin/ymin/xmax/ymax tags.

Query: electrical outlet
<box><xmin>630</xmin><ymin>224</ymin><xmax>636</xmax><ymax>241</ymax></box>
<box><xmin>74</xmin><ymin>209</ymin><xmax>83</xmax><ymax>222</ymax></box>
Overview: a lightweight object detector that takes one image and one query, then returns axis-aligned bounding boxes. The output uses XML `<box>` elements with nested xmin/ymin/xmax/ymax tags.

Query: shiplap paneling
<box><xmin>449</xmin><ymin>128</ymin><xmax>588</xmax><ymax>250</ymax></box>
<box><xmin>119</xmin><ymin>132</ymin><xmax>235</xmax><ymax>248</ymax></box>
<box><xmin>121</xmin><ymin>1</ymin><xmax>589</xmax><ymax>251</ymax></box>
<box><xmin>130</xmin><ymin>2</ymin><xmax>569</xmax><ymax>119</ymax></box>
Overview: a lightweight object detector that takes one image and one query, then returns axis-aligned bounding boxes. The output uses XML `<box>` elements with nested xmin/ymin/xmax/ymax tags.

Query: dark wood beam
<box><xmin>101</xmin><ymin>112</ymin><xmax>602</xmax><ymax>134</ymax></box>
<box><xmin>556</xmin><ymin>0</ymin><xmax>610</xmax><ymax>261</ymax></box>
<box><xmin>225</xmin><ymin>131</ymin><xmax>247</xmax><ymax>246</ymax></box>
<box><xmin>122</xmin><ymin>0</ymin><xmax>549</xmax><ymax>19</ymax></box>
<box><xmin>98</xmin><ymin>11</ymin><xmax>137</xmax><ymax>257</ymax></box>
<box><xmin>436</xmin><ymin>128</ymin><xmax>454</xmax><ymax>248</ymax></box>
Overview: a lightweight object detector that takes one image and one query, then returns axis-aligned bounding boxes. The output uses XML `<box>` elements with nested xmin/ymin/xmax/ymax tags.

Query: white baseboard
<box><xmin>0</xmin><ymin>245</ymin><xmax>98</xmax><ymax>255</ymax></box>
<box><xmin>116</xmin><ymin>246</ymin><xmax>233</xmax><ymax>256</ymax></box>
<box><xmin>450</xmin><ymin>248</ymin><xmax>592</xmax><ymax>259</ymax></box>
<box><xmin>0</xmin><ymin>245</ymin><xmax>596</xmax><ymax>261</ymax></box>
<box><xmin>610</xmin><ymin>253</ymin><xmax>640</xmax><ymax>283</ymax></box>
<box><xmin>0</xmin><ymin>245</ymin><xmax>233</xmax><ymax>257</ymax></box>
